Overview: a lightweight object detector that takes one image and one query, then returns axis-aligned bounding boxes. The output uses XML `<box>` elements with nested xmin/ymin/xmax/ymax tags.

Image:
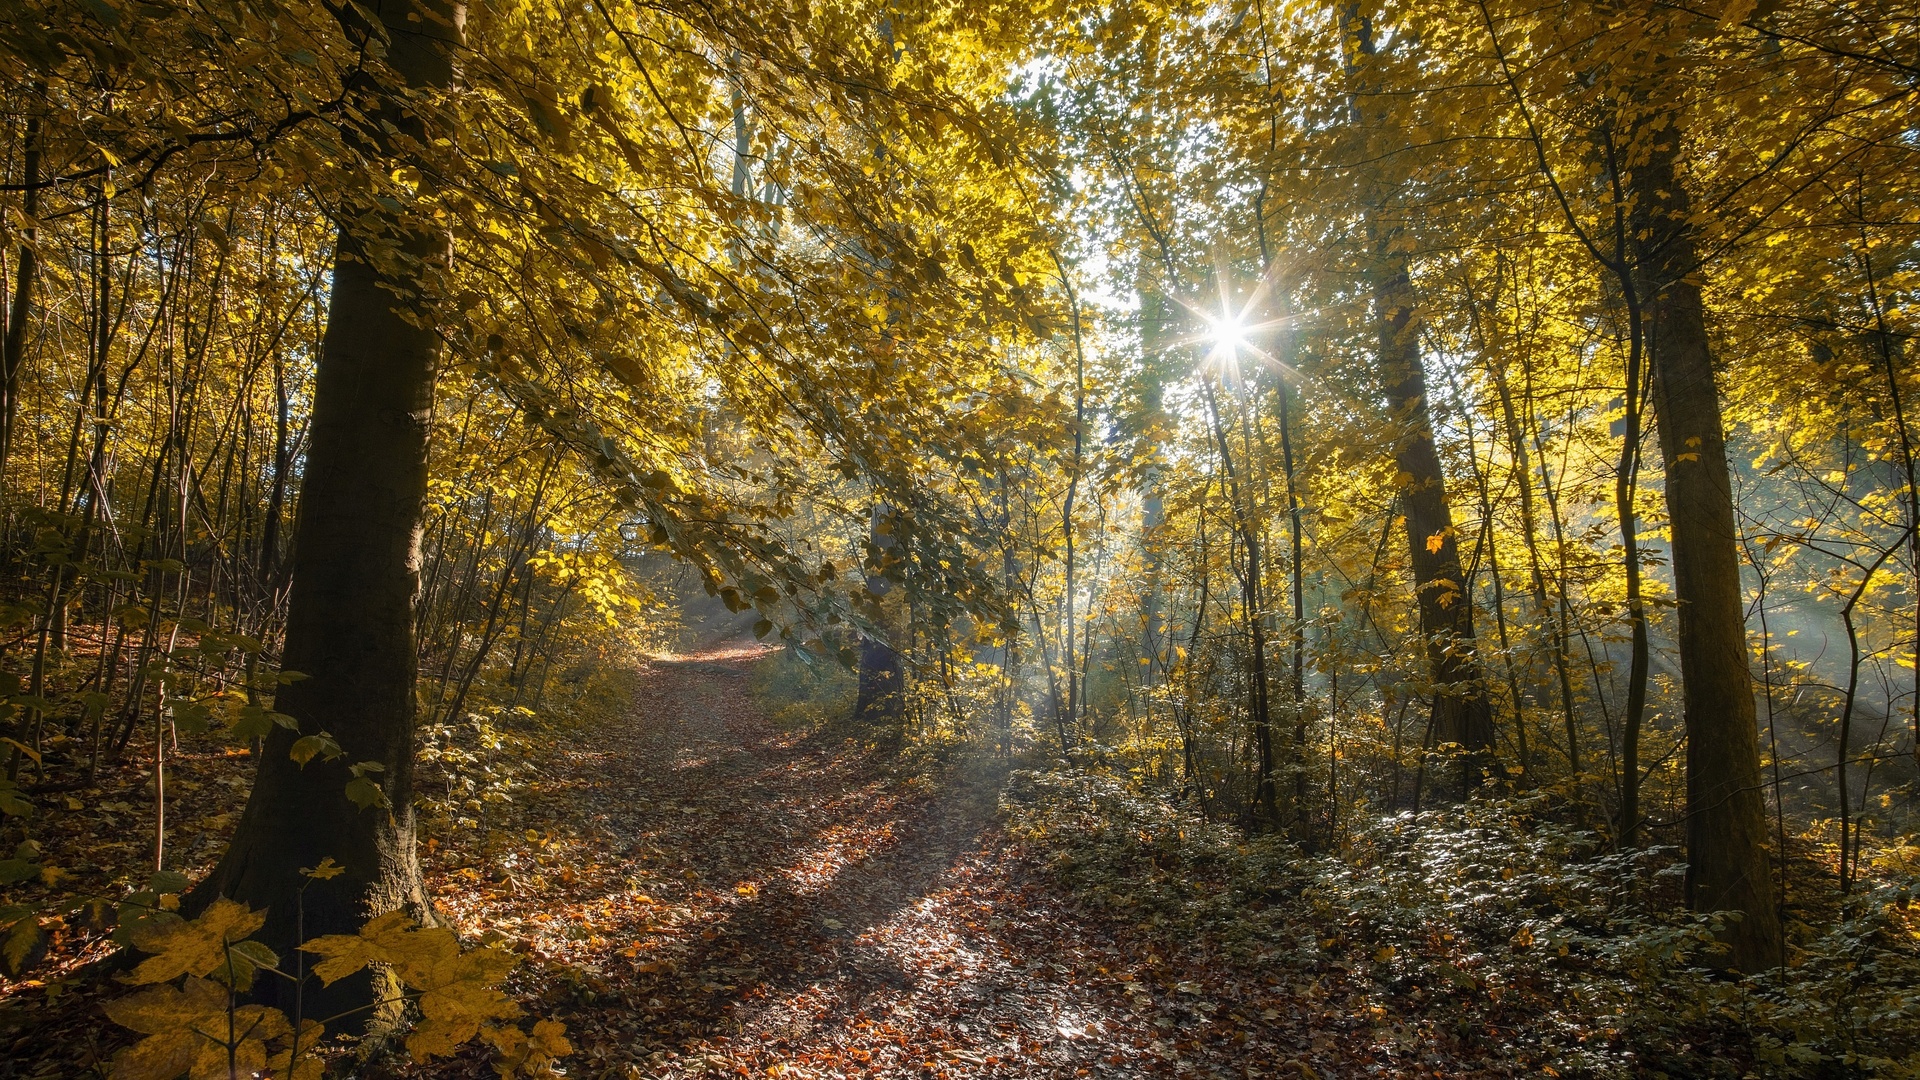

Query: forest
<box><xmin>0</xmin><ymin>0</ymin><xmax>1916</xmax><ymax>1075</ymax></box>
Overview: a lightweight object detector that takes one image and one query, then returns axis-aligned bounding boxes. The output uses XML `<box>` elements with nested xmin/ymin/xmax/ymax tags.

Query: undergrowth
<box><xmin>1001</xmin><ymin>769</ymin><xmax>1920</xmax><ymax>1078</ymax></box>
<box><xmin>746</xmin><ymin>648</ymin><xmax>857</xmax><ymax>733</ymax></box>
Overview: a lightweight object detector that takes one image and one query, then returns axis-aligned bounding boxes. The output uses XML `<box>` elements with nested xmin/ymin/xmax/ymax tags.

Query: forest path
<box><xmin>425</xmin><ymin>645</ymin><xmax>1340</xmax><ymax>1079</ymax></box>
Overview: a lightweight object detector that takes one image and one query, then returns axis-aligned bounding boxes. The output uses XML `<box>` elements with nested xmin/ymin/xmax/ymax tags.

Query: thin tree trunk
<box><xmin>1200</xmin><ymin>372</ymin><xmax>1276</xmax><ymax>825</ymax></box>
<box><xmin>0</xmin><ymin>103</ymin><xmax>40</xmax><ymax>492</ymax></box>
<box><xmin>1491</xmin><ymin>357</ymin><xmax>1580</xmax><ymax>775</ymax></box>
<box><xmin>1856</xmin><ymin>242</ymin><xmax>1919</xmax><ymax>767</ymax></box>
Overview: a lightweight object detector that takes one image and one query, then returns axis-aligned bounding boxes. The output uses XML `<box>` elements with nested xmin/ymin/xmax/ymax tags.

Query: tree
<box><xmin>1630</xmin><ymin>103</ymin><xmax>1783</xmax><ymax>971</ymax></box>
<box><xmin>194</xmin><ymin>0</ymin><xmax>465</xmax><ymax>1020</ymax></box>
<box><xmin>1345</xmin><ymin>7</ymin><xmax>1495</xmax><ymax>796</ymax></box>
<box><xmin>852</xmin><ymin>503</ymin><xmax>906</xmax><ymax>739</ymax></box>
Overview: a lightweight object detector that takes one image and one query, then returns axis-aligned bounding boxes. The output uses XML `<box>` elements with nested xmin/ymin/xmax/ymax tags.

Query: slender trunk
<box><xmin>1277</xmin><ymin>340</ymin><xmax>1309</xmax><ymax>830</ymax></box>
<box><xmin>1491</xmin><ymin>359</ymin><xmax>1580</xmax><ymax>774</ymax></box>
<box><xmin>0</xmin><ymin>103</ymin><xmax>40</xmax><ymax>491</ymax></box>
<box><xmin>852</xmin><ymin>502</ymin><xmax>905</xmax><ymax>741</ymax></box>
<box><xmin>1466</xmin><ymin>400</ymin><xmax>1529</xmax><ymax>779</ymax></box>
<box><xmin>1856</xmin><ymin>244</ymin><xmax>1919</xmax><ymax>767</ymax></box>
<box><xmin>194</xmin><ymin>0</ymin><xmax>466</xmax><ymax>1023</ymax></box>
<box><xmin>1200</xmin><ymin>374</ymin><xmax>1275</xmax><ymax>824</ymax></box>
<box><xmin>1060</xmin><ymin>264</ymin><xmax>1087</xmax><ymax>734</ymax></box>
<box><xmin>1374</xmin><ymin>253</ymin><xmax>1494</xmax><ymax>794</ymax></box>
<box><xmin>1593</xmin><ymin>125</ymin><xmax>1654</xmax><ymax>851</ymax></box>
<box><xmin>441</xmin><ymin>457</ymin><xmax>556</xmax><ymax>724</ymax></box>
<box><xmin>1346</xmin><ymin>7</ymin><xmax>1493</xmax><ymax>797</ymax></box>
<box><xmin>1741</xmin><ymin>534</ymin><xmax>1790</xmax><ymax>913</ymax></box>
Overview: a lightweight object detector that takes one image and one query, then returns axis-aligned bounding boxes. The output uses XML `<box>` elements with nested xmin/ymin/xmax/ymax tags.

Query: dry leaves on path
<box><xmin>413</xmin><ymin>646</ymin><xmax>1513</xmax><ymax>1080</ymax></box>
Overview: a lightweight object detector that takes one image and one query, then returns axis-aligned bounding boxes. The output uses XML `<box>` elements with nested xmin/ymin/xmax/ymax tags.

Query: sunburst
<box><xmin>1159</xmin><ymin>260</ymin><xmax>1302</xmax><ymax>383</ymax></box>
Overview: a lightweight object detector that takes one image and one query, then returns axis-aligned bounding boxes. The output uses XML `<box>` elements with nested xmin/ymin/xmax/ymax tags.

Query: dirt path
<box><xmin>423</xmin><ymin>647</ymin><xmax>1344</xmax><ymax>1079</ymax></box>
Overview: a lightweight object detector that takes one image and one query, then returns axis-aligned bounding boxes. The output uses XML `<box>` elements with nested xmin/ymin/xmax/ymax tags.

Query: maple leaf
<box><xmin>484</xmin><ymin>1019</ymin><xmax>573</xmax><ymax>1077</ymax></box>
<box><xmin>301</xmin><ymin>909</ymin><xmax>423</xmax><ymax>985</ymax></box>
<box><xmin>104</xmin><ymin>977</ymin><xmax>289</xmax><ymax>1080</ymax></box>
<box><xmin>265</xmin><ymin>1019</ymin><xmax>328</xmax><ymax>1080</ymax></box>
<box><xmin>104</xmin><ymin>978</ymin><xmax>223</xmax><ymax>1080</ymax></box>
<box><xmin>302</xmin><ymin>911</ymin><xmax>525</xmax><ymax>1061</ymax></box>
<box><xmin>301</xmin><ymin>857</ymin><xmax>345</xmax><ymax>880</ymax></box>
<box><xmin>408</xmin><ymin>944</ymin><xmax>524</xmax><ymax>1059</ymax></box>
<box><xmin>126</xmin><ymin>899</ymin><xmax>268</xmax><ymax>985</ymax></box>
<box><xmin>186</xmin><ymin>1004</ymin><xmax>289</xmax><ymax>1080</ymax></box>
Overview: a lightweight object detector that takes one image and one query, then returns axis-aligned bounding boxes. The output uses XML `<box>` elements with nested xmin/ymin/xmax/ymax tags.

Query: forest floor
<box><xmin>0</xmin><ymin>643</ymin><xmax>1527</xmax><ymax>1079</ymax></box>
<box><xmin>404</xmin><ymin>644</ymin><xmax>1518</xmax><ymax>1080</ymax></box>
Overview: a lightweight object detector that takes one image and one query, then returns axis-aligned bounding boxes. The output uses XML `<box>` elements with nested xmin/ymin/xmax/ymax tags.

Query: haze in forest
<box><xmin>1</xmin><ymin>0</ymin><xmax>1916</xmax><ymax>1077</ymax></box>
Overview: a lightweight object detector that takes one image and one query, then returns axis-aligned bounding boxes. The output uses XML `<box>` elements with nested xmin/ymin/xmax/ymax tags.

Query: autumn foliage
<box><xmin>2</xmin><ymin>0</ymin><xmax>1919</xmax><ymax>1075</ymax></box>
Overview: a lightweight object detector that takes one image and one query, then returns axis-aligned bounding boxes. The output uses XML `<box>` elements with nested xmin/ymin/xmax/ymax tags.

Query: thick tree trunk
<box><xmin>852</xmin><ymin>634</ymin><xmax>904</xmax><ymax>734</ymax></box>
<box><xmin>192</xmin><ymin>0</ymin><xmax>464</xmax><ymax>1022</ymax></box>
<box><xmin>1633</xmin><ymin>134</ymin><xmax>1783</xmax><ymax>972</ymax></box>
<box><xmin>1375</xmin><ymin>253</ymin><xmax>1496</xmax><ymax>797</ymax></box>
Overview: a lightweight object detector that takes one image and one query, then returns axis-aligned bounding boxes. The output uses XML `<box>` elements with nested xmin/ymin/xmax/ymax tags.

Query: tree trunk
<box><xmin>1374</xmin><ymin>251</ymin><xmax>1496</xmax><ymax>797</ymax></box>
<box><xmin>1633</xmin><ymin>129</ymin><xmax>1782</xmax><ymax>972</ymax></box>
<box><xmin>1344</xmin><ymin>4</ymin><xmax>1494</xmax><ymax>798</ymax></box>
<box><xmin>853</xmin><ymin>503</ymin><xmax>905</xmax><ymax>741</ymax></box>
<box><xmin>1199</xmin><ymin>373</ymin><xmax>1277</xmax><ymax>825</ymax></box>
<box><xmin>192</xmin><ymin>0</ymin><xmax>465</xmax><ymax>1023</ymax></box>
<box><xmin>0</xmin><ymin>105</ymin><xmax>39</xmax><ymax>491</ymax></box>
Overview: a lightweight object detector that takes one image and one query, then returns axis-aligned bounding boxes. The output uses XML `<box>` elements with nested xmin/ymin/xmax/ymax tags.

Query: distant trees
<box><xmin>1010</xmin><ymin>0</ymin><xmax>1917</xmax><ymax>970</ymax></box>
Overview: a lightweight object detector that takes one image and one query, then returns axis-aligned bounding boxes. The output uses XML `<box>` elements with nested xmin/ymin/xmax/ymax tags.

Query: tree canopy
<box><xmin>2</xmin><ymin>0</ymin><xmax>1918</xmax><ymax>1075</ymax></box>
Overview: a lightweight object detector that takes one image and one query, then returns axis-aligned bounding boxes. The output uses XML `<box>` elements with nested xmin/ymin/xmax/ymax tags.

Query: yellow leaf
<box><xmin>187</xmin><ymin>1006</ymin><xmax>285</xmax><ymax>1080</ymax></box>
<box><xmin>2</xmin><ymin>916</ymin><xmax>43</xmax><ymax>976</ymax></box>
<box><xmin>305</xmin><ymin>911</ymin><xmax>523</xmax><ymax>1062</ymax></box>
<box><xmin>301</xmin><ymin>910</ymin><xmax>411</xmax><ymax>986</ymax></box>
<box><xmin>485</xmin><ymin>1020</ymin><xmax>573</xmax><ymax>1078</ymax></box>
<box><xmin>408</xmin><ymin>947</ymin><xmax>524</xmax><ymax>1060</ymax></box>
<box><xmin>126</xmin><ymin>899</ymin><xmax>267</xmax><ymax>985</ymax></box>
<box><xmin>106</xmin><ymin>978</ymin><xmax>228</xmax><ymax>1080</ymax></box>
<box><xmin>1372</xmin><ymin>945</ymin><xmax>1397</xmax><ymax>963</ymax></box>
<box><xmin>110</xmin><ymin>1028</ymin><xmax>200</xmax><ymax>1080</ymax></box>
<box><xmin>105</xmin><ymin>976</ymin><xmax>227</xmax><ymax>1035</ymax></box>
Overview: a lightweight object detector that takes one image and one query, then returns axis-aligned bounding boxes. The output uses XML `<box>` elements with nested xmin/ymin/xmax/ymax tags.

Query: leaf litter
<box><xmin>402</xmin><ymin>645</ymin><xmax>1521</xmax><ymax>1079</ymax></box>
<box><xmin>1</xmin><ymin>644</ymin><xmax>1528</xmax><ymax>1078</ymax></box>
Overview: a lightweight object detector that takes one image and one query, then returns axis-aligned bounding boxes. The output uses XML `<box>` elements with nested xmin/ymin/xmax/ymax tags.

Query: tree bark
<box><xmin>0</xmin><ymin>104</ymin><xmax>39</xmax><ymax>491</ymax></box>
<box><xmin>1344</xmin><ymin>5</ymin><xmax>1494</xmax><ymax>798</ymax></box>
<box><xmin>853</xmin><ymin>503</ymin><xmax>905</xmax><ymax>742</ymax></box>
<box><xmin>1632</xmin><ymin>128</ymin><xmax>1783</xmax><ymax>971</ymax></box>
<box><xmin>192</xmin><ymin>0</ymin><xmax>465</xmax><ymax>1023</ymax></box>
<box><xmin>1374</xmin><ymin>252</ymin><xmax>1496</xmax><ymax>797</ymax></box>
